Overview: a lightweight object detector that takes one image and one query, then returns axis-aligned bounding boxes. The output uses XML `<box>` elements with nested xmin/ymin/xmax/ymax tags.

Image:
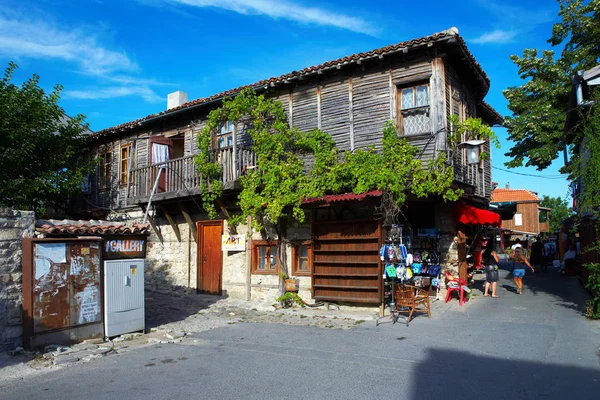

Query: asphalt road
<box><xmin>3</xmin><ymin>264</ymin><xmax>600</xmax><ymax>400</ymax></box>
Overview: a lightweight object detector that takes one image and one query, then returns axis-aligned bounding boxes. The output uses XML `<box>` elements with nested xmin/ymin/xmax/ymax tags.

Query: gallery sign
<box><xmin>221</xmin><ymin>235</ymin><xmax>246</xmax><ymax>251</ymax></box>
<box><xmin>103</xmin><ymin>236</ymin><xmax>147</xmax><ymax>260</ymax></box>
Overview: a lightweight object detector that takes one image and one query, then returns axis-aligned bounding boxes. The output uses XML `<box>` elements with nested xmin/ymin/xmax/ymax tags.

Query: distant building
<box><xmin>490</xmin><ymin>187</ymin><xmax>550</xmax><ymax>237</ymax></box>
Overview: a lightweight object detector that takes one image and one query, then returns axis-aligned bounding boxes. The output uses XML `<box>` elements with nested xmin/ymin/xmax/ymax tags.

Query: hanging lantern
<box><xmin>461</xmin><ymin>140</ymin><xmax>485</xmax><ymax>164</ymax></box>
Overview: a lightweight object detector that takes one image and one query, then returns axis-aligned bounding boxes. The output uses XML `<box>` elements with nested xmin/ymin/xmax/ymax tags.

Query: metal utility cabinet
<box><xmin>103</xmin><ymin>236</ymin><xmax>147</xmax><ymax>337</ymax></box>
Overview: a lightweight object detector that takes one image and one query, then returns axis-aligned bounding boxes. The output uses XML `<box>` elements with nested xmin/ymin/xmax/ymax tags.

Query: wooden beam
<box><xmin>458</xmin><ymin>225</ymin><xmax>467</xmax><ymax>282</ymax></box>
<box><xmin>349</xmin><ymin>76</ymin><xmax>354</xmax><ymax>151</ymax></box>
<box><xmin>178</xmin><ymin>202</ymin><xmax>197</xmax><ymax>243</ymax></box>
<box><xmin>140</xmin><ymin>204</ymin><xmax>164</xmax><ymax>243</ymax></box>
<box><xmin>160</xmin><ymin>206</ymin><xmax>181</xmax><ymax>242</ymax></box>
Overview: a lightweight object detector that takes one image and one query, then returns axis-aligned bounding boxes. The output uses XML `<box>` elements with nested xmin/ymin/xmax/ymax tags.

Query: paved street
<box><xmin>1</xmin><ymin>262</ymin><xmax>599</xmax><ymax>399</ymax></box>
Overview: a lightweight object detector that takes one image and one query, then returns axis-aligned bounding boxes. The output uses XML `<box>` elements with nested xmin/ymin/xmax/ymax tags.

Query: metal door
<box><xmin>197</xmin><ymin>221</ymin><xmax>223</xmax><ymax>295</ymax></box>
<box><xmin>104</xmin><ymin>259</ymin><xmax>145</xmax><ymax>337</ymax></box>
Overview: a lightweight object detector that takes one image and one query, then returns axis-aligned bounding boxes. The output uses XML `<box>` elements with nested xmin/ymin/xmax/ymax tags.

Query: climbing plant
<box><xmin>448</xmin><ymin>114</ymin><xmax>500</xmax><ymax>161</ymax></box>
<box><xmin>571</xmin><ymin>90</ymin><xmax>600</xmax><ymax>319</ymax></box>
<box><xmin>196</xmin><ymin>89</ymin><xmax>498</xmax><ymax>294</ymax></box>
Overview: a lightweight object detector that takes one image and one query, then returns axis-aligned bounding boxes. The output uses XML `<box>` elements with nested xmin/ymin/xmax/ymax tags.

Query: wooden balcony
<box><xmin>539</xmin><ymin>221</ymin><xmax>550</xmax><ymax>233</ymax></box>
<box><xmin>128</xmin><ymin>146</ymin><xmax>256</xmax><ymax>204</ymax></box>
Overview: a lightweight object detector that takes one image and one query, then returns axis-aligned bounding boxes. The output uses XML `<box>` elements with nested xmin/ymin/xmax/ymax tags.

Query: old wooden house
<box><xmin>490</xmin><ymin>187</ymin><xmax>549</xmax><ymax>238</ymax></box>
<box><xmin>82</xmin><ymin>28</ymin><xmax>502</xmax><ymax>305</ymax></box>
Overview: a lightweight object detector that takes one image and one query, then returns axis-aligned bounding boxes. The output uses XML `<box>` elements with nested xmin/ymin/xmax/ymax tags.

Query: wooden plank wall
<box><xmin>501</xmin><ymin>202</ymin><xmax>540</xmax><ymax>234</ymax></box>
<box><xmin>352</xmin><ymin>68</ymin><xmax>390</xmax><ymax>151</ymax></box>
<box><xmin>320</xmin><ymin>78</ymin><xmax>351</xmax><ymax>151</ymax></box>
<box><xmin>88</xmin><ymin>55</ymin><xmax>496</xmax><ymax>210</ymax></box>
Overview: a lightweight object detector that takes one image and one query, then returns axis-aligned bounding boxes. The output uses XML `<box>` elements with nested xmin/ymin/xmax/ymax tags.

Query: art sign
<box><xmin>103</xmin><ymin>236</ymin><xmax>147</xmax><ymax>260</ymax></box>
<box><xmin>221</xmin><ymin>234</ymin><xmax>246</xmax><ymax>251</ymax></box>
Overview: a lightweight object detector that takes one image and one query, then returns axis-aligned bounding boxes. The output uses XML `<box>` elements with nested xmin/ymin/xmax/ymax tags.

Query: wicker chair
<box><xmin>393</xmin><ymin>284</ymin><xmax>431</xmax><ymax>326</ymax></box>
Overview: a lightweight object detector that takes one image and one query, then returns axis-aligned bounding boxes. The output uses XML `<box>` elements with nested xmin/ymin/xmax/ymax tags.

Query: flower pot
<box><xmin>284</xmin><ymin>279</ymin><xmax>298</xmax><ymax>292</ymax></box>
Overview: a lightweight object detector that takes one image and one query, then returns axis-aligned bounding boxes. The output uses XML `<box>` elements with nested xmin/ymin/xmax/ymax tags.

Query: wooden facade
<box><xmin>500</xmin><ymin>202</ymin><xmax>541</xmax><ymax>235</ymax></box>
<box><xmin>85</xmin><ymin>31</ymin><xmax>499</xmax><ymax>213</ymax></box>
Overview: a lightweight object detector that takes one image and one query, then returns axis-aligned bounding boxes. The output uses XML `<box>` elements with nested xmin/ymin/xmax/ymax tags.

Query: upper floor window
<box><xmin>216</xmin><ymin>120</ymin><xmax>234</xmax><ymax>149</ymax></box>
<box><xmin>120</xmin><ymin>144</ymin><xmax>132</xmax><ymax>186</ymax></box>
<box><xmin>252</xmin><ymin>241</ymin><xmax>278</xmax><ymax>275</ymax></box>
<box><xmin>98</xmin><ymin>149</ymin><xmax>112</xmax><ymax>190</ymax></box>
<box><xmin>398</xmin><ymin>84</ymin><xmax>430</xmax><ymax>135</ymax></box>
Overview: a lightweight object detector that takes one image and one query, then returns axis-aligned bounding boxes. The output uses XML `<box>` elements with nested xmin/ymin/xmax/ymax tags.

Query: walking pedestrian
<box><xmin>511</xmin><ymin>247</ymin><xmax>534</xmax><ymax>294</ymax></box>
<box><xmin>530</xmin><ymin>237</ymin><xmax>545</xmax><ymax>272</ymax></box>
<box><xmin>482</xmin><ymin>240</ymin><xmax>500</xmax><ymax>298</ymax></box>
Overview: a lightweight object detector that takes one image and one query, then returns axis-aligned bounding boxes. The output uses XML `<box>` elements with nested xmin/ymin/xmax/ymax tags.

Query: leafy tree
<box><xmin>504</xmin><ymin>0</ymin><xmax>600</xmax><ymax>318</ymax></box>
<box><xmin>0</xmin><ymin>63</ymin><xmax>92</xmax><ymax>216</ymax></box>
<box><xmin>503</xmin><ymin>0</ymin><xmax>600</xmax><ymax>171</ymax></box>
<box><xmin>539</xmin><ymin>195</ymin><xmax>573</xmax><ymax>233</ymax></box>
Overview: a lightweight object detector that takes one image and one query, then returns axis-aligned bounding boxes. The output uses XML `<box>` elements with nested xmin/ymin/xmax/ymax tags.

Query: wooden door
<box><xmin>197</xmin><ymin>221</ymin><xmax>223</xmax><ymax>295</ymax></box>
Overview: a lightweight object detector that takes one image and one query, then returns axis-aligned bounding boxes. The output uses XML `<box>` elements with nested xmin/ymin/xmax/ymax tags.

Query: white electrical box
<box><xmin>104</xmin><ymin>259</ymin><xmax>145</xmax><ymax>337</ymax></box>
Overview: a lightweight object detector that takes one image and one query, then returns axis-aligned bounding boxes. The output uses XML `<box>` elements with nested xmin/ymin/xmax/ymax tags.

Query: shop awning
<box><xmin>457</xmin><ymin>203</ymin><xmax>502</xmax><ymax>227</ymax></box>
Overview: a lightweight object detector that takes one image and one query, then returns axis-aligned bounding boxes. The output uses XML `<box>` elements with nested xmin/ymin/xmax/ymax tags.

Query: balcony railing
<box><xmin>128</xmin><ymin>146</ymin><xmax>256</xmax><ymax>203</ymax></box>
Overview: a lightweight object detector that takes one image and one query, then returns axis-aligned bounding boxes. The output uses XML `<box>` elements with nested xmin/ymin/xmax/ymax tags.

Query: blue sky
<box><xmin>0</xmin><ymin>0</ymin><xmax>572</xmax><ymax>200</ymax></box>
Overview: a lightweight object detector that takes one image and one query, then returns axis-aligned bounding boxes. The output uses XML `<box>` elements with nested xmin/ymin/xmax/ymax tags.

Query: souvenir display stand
<box><xmin>377</xmin><ymin>225</ymin><xmax>442</xmax><ymax>326</ymax></box>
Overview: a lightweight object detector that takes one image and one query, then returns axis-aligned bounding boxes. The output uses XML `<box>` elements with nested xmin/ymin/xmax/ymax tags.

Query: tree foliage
<box><xmin>503</xmin><ymin>0</ymin><xmax>600</xmax><ymax>171</ymax></box>
<box><xmin>539</xmin><ymin>195</ymin><xmax>573</xmax><ymax>233</ymax></box>
<box><xmin>0</xmin><ymin>62</ymin><xmax>92</xmax><ymax>215</ymax></box>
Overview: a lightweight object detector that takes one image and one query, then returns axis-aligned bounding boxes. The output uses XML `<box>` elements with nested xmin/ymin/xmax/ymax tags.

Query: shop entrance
<box><xmin>312</xmin><ymin>220</ymin><xmax>382</xmax><ymax>304</ymax></box>
<box><xmin>196</xmin><ymin>220</ymin><xmax>223</xmax><ymax>295</ymax></box>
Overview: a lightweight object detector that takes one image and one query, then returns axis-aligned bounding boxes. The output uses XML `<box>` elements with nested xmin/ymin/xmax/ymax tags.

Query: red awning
<box><xmin>457</xmin><ymin>202</ymin><xmax>502</xmax><ymax>227</ymax></box>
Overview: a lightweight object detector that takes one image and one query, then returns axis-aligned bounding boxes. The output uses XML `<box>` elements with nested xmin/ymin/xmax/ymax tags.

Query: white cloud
<box><xmin>64</xmin><ymin>86</ymin><xmax>163</xmax><ymax>103</ymax></box>
<box><xmin>0</xmin><ymin>10</ymin><xmax>137</xmax><ymax>75</ymax></box>
<box><xmin>0</xmin><ymin>8</ymin><xmax>169</xmax><ymax>103</ymax></box>
<box><xmin>161</xmin><ymin>0</ymin><xmax>377</xmax><ymax>36</ymax></box>
<box><xmin>471</xmin><ymin>29</ymin><xmax>518</xmax><ymax>45</ymax></box>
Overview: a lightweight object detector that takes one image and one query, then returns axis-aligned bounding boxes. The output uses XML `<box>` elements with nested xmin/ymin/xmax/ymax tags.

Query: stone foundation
<box><xmin>0</xmin><ymin>209</ymin><xmax>35</xmax><ymax>351</ymax></box>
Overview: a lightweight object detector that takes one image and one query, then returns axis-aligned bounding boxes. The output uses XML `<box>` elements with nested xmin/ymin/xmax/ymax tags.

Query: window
<box><xmin>216</xmin><ymin>120</ymin><xmax>234</xmax><ymax>149</ymax></box>
<box><xmin>292</xmin><ymin>242</ymin><xmax>312</xmax><ymax>276</ymax></box>
<box><xmin>252</xmin><ymin>241</ymin><xmax>278</xmax><ymax>274</ymax></box>
<box><xmin>515</xmin><ymin>213</ymin><xmax>523</xmax><ymax>226</ymax></box>
<box><xmin>98</xmin><ymin>149</ymin><xmax>112</xmax><ymax>190</ymax></box>
<box><xmin>398</xmin><ymin>83</ymin><xmax>430</xmax><ymax>135</ymax></box>
<box><xmin>120</xmin><ymin>144</ymin><xmax>132</xmax><ymax>185</ymax></box>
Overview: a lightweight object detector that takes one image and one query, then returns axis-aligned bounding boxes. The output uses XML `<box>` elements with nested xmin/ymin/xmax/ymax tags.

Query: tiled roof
<box><xmin>92</xmin><ymin>28</ymin><xmax>490</xmax><ymax>140</ymax></box>
<box><xmin>490</xmin><ymin>188</ymin><xmax>540</xmax><ymax>203</ymax></box>
<box><xmin>36</xmin><ymin>219</ymin><xmax>150</xmax><ymax>236</ymax></box>
<box><xmin>303</xmin><ymin>190</ymin><xmax>382</xmax><ymax>205</ymax></box>
<box><xmin>477</xmin><ymin>101</ymin><xmax>504</xmax><ymax>126</ymax></box>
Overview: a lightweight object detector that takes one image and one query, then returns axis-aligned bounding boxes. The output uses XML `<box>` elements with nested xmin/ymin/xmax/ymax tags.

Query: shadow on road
<box><xmin>411</xmin><ymin>347</ymin><xmax>600</xmax><ymax>398</ymax></box>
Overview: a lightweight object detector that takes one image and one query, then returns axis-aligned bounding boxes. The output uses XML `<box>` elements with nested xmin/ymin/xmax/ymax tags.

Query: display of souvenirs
<box><xmin>381</xmin><ymin>226</ymin><xmax>442</xmax><ymax>296</ymax></box>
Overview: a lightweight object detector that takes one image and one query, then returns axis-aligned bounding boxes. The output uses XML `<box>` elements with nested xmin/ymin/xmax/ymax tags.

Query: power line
<box><xmin>492</xmin><ymin>166</ymin><xmax>567</xmax><ymax>179</ymax></box>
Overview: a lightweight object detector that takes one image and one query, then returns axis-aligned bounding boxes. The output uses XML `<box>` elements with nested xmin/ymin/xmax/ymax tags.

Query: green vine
<box><xmin>573</xmin><ymin>89</ymin><xmax>600</xmax><ymax>318</ymax></box>
<box><xmin>448</xmin><ymin>114</ymin><xmax>500</xmax><ymax>160</ymax></box>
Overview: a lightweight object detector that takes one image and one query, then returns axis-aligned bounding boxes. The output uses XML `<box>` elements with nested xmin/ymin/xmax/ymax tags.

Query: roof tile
<box><xmin>91</xmin><ymin>28</ymin><xmax>491</xmax><ymax>140</ymax></box>
<box><xmin>36</xmin><ymin>219</ymin><xmax>150</xmax><ymax>236</ymax></box>
<box><xmin>490</xmin><ymin>188</ymin><xmax>540</xmax><ymax>203</ymax></box>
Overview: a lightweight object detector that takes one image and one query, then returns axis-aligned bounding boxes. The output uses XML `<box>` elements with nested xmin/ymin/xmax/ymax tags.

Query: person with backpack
<box><xmin>482</xmin><ymin>239</ymin><xmax>500</xmax><ymax>298</ymax></box>
<box><xmin>511</xmin><ymin>246</ymin><xmax>535</xmax><ymax>294</ymax></box>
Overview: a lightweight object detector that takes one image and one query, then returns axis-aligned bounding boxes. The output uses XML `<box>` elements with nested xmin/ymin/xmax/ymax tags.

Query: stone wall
<box><xmin>0</xmin><ymin>209</ymin><xmax>35</xmax><ymax>351</ymax></box>
<box><xmin>118</xmin><ymin>208</ymin><xmax>200</xmax><ymax>293</ymax></box>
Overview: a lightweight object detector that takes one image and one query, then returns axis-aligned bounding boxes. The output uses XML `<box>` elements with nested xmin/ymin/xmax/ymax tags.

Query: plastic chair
<box><xmin>444</xmin><ymin>271</ymin><xmax>467</xmax><ymax>306</ymax></box>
